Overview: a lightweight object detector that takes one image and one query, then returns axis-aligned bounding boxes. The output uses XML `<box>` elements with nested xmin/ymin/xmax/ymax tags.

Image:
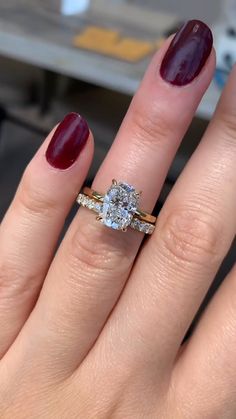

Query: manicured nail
<box><xmin>160</xmin><ymin>20</ymin><xmax>213</xmax><ymax>86</ymax></box>
<box><xmin>46</xmin><ymin>112</ymin><xmax>89</xmax><ymax>169</ymax></box>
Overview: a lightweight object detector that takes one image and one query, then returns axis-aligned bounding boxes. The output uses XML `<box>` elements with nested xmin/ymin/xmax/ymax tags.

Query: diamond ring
<box><xmin>76</xmin><ymin>180</ymin><xmax>156</xmax><ymax>235</ymax></box>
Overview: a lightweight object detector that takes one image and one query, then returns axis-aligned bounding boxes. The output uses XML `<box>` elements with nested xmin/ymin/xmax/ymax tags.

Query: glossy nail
<box><xmin>46</xmin><ymin>113</ymin><xmax>89</xmax><ymax>169</ymax></box>
<box><xmin>160</xmin><ymin>20</ymin><xmax>213</xmax><ymax>86</ymax></box>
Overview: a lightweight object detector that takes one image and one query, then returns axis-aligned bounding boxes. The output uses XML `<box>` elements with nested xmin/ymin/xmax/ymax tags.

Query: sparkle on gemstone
<box><xmin>100</xmin><ymin>182</ymin><xmax>139</xmax><ymax>230</ymax></box>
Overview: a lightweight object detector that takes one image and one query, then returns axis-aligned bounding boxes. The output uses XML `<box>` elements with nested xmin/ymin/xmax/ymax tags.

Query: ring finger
<box><xmin>10</xmin><ymin>21</ymin><xmax>214</xmax><ymax>376</ymax></box>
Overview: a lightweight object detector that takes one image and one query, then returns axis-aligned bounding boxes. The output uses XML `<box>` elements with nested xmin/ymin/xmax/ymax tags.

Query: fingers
<box><xmin>101</xmin><ymin>64</ymin><xmax>236</xmax><ymax>373</ymax></box>
<box><xmin>0</xmin><ymin>113</ymin><xmax>93</xmax><ymax>357</ymax></box>
<box><xmin>14</xmin><ymin>22</ymin><xmax>216</xmax><ymax>377</ymax></box>
<box><xmin>173</xmin><ymin>265</ymin><xmax>236</xmax><ymax>417</ymax></box>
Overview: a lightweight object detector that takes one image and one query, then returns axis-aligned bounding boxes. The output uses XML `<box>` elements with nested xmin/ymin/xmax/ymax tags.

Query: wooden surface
<box><xmin>0</xmin><ymin>1</ymin><xmax>221</xmax><ymax>119</ymax></box>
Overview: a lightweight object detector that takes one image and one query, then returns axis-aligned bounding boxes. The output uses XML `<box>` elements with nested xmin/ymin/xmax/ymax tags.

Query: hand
<box><xmin>0</xmin><ymin>20</ymin><xmax>235</xmax><ymax>418</ymax></box>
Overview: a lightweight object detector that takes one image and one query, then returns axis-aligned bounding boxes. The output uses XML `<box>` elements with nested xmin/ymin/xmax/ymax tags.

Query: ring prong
<box><xmin>96</xmin><ymin>216</ymin><xmax>103</xmax><ymax>222</ymax></box>
<box><xmin>122</xmin><ymin>227</ymin><xmax>127</xmax><ymax>232</ymax></box>
<box><xmin>112</xmin><ymin>179</ymin><xmax>118</xmax><ymax>185</ymax></box>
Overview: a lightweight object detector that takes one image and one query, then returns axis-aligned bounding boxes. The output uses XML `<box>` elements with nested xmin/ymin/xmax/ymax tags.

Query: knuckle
<box><xmin>68</xmin><ymin>216</ymin><xmax>132</xmax><ymax>277</ymax></box>
<box><xmin>130</xmin><ymin>103</ymin><xmax>173</xmax><ymax>150</ymax></box>
<box><xmin>17</xmin><ymin>171</ymin><xmax>59</xmax><ymax>216</ymax></box>
<box><xmin>159</xmin><ymin>207</ymin><xmax>222</xmax><ymax>268</ymax></box>
<box><xmin>0</xmin><ymin>260</ymin><xmax>41</xmax><ymax>303</ymax></box>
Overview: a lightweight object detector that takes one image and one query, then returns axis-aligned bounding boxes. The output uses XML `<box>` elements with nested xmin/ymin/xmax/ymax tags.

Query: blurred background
<box><xmin>0</xmin><ymin>0</ymin><xmax>235</xmax><ymax>326</ymax></box>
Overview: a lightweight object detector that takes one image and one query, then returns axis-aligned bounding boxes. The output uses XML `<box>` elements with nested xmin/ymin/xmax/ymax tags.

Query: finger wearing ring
<box><xmin>77</xmin><ymin>180</ymin><xmax>156</xmax><ymax>235</ymax></box>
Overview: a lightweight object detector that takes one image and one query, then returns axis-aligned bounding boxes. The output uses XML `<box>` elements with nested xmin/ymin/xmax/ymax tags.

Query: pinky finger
<box><xmin>0</xmin><ymin>113</ymin><xmax>93</xmax><ymax>357</ymax></box>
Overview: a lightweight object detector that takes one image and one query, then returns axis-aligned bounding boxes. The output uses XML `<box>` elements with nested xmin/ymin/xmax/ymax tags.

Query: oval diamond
<box><xmin>100</xmin><ymin>182</ymin><xmax>139</xmax><ymax>230</ymax></box>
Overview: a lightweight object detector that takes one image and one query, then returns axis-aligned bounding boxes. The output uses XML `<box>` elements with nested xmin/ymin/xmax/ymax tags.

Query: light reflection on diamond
<box><xmin>100</xmin><ymin>182</ymin><xmax>139</xmax><ymax>230</ymax></box>
<box><xmin>77</xmin><ymin>190</ymin><xmax>155</xmax><ymax>234</ymax></box>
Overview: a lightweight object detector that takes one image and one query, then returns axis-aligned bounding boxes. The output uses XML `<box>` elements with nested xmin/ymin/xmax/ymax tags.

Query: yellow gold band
<box><xmin>82</xmin><ymin>186</ymin><xmax>156</xmax><ymax>224</ymax></box>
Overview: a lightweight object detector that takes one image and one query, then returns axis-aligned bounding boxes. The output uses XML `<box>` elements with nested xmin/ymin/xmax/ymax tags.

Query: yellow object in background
<box><xmin>73</xmin><ymin>26</ymin><xmax>156</xmax><ymax>62</ymax></box>
<box><xmin>111</xmin><ymin>38</ymin><xmax>154</xmax><ymax>61</ymax></box>
<box><xmin>74</xmin><ymin>26</ymin><xmax>119</xmax><ymax>56</ymax></box>
<box><xmin>75</xmin><ymin>26</ymin><xmax>119</xmax><ymax>46</ymax></box>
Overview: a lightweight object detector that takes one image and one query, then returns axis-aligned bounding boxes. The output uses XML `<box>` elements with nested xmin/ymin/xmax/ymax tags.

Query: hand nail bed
<box><xmin>160</xmin><ymin>20</ymin><xmax>213</xmax><ymax>86</ymax></box>
<box><xmin>46</xmin><ymin>112</ymin><xmax>89</xmax><ymax>170</ymax></box>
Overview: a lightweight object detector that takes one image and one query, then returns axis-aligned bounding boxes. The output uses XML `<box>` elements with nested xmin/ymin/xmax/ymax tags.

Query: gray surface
<box><xmin>0</xmin><ymin>1</ymin><xmax>223</xmax><ymax>120</ymax></box>
<box><xmin>134</xmin><ymin>0</ymin><xmax>221</xmax><ymax>23</ymax></box>
<box><xmin>0</xmin><ymin>1</ymin><xmax>176</xmax><ymax>95</ymax></box>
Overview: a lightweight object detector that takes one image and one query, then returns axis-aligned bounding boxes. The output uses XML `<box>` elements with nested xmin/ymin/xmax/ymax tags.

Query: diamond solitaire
<box><xmin>76</xmin><ymin>181</ymin><xmax>156</xmax><ymax>235</ymax></box>
<box><xmin>99</xmin><ymin>181</ymin><xmax>139</xmax><ymax>231</ymax></box>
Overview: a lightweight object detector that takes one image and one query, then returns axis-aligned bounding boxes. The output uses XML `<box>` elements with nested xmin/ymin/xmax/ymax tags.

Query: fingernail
<box><xmin>46</xmin><ymin>112</ymin><xmax>89</xmax><ymax>169</ymax></box>
<box><xmin>160</xmin><ymin>20</ymin><xmax>213</xmax><ymax>86</ymax></box>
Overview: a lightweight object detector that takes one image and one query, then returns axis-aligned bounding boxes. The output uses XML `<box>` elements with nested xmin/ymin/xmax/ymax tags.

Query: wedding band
<box><xmin>76</xmin><ymin>180</ymin><xmax>156</xmax><ymax>235</ymax></box>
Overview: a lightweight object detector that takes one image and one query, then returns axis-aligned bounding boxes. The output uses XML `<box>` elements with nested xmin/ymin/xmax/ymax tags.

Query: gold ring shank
<box><xmin>76</xmin><ymin>192</ymin><xmax>155</xmax><ymax>235</ymax></box>
<box><xmin>82</xmin><ymin>187</ymin><xmax>156</xmax><ymax>224</ymax></box>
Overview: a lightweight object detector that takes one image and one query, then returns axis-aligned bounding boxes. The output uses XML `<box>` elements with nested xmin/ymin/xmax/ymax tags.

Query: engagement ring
<box><xmin>76</xmin><ymin>180</ymin><xmax>156</xmax><ymax>235</ymax></box>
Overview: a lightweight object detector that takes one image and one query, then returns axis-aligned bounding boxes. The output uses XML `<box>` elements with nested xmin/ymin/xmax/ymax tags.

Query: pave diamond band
<box><xmin>76</xmin><ymin>193</ymin><xmax>155</xmax><ymax>234</ymax></box>
<box><xmin>76</xmin><ymin>180</ymin><xmax>156</xmax><ymax>235</ymax></box>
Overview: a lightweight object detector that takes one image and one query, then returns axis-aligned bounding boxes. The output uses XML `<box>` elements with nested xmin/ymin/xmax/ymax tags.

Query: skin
<box><xmin>0</xmin><ymin>36</ymin><xmax>235</xmax><ymax>418</ymax></box>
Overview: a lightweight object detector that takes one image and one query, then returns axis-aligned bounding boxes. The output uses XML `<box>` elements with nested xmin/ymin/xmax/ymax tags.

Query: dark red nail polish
<box><xmin>160</xmin><ymin>20</ymin><xmax>213</xmax><ymax>86</ymax></box>
<box><xmin>46</xmin><ymin>112</ymin><xmax>89</xmax><ymax>169</ymax></box>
